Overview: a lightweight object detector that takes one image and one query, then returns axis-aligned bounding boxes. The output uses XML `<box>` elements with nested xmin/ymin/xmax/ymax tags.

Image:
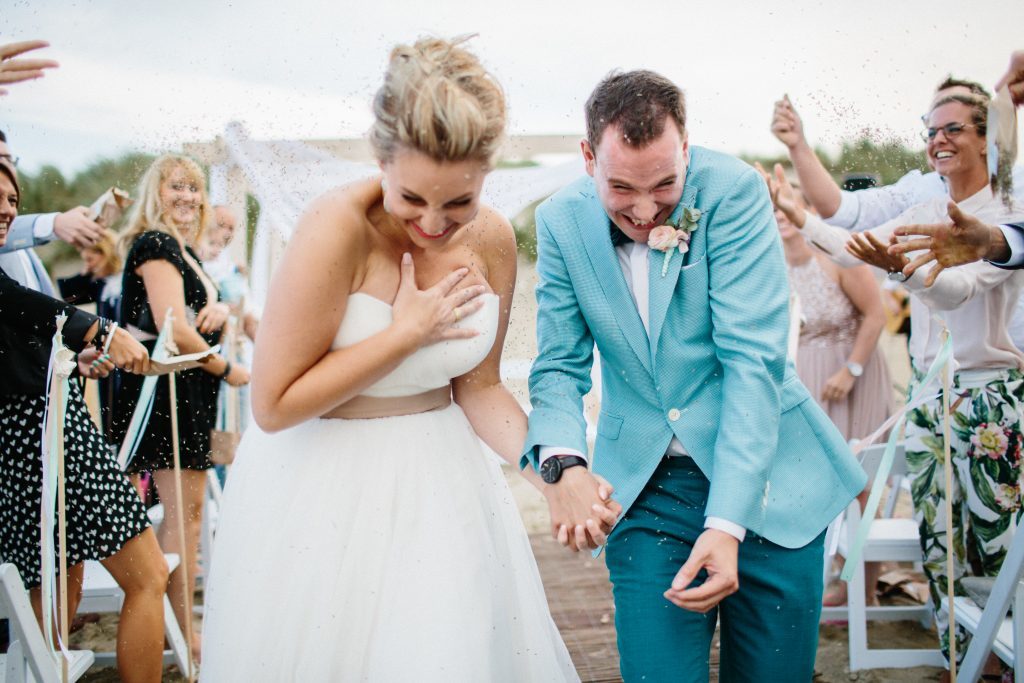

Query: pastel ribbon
<box><xmin>117</xmin><ymin>311</ymin><xmax>173</xmax><ymax>470</ymax></box>
<box><xmin>39</xmin><ymin>315</ymin><xmax>75</xmax><ymax>664</ymax></box>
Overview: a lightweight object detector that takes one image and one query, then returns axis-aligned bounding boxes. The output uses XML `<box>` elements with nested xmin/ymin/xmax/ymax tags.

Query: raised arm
<box><xmin>770</xmin><ymin>95</ymin><xmax>843</xmax><ymax>219</ymax></box>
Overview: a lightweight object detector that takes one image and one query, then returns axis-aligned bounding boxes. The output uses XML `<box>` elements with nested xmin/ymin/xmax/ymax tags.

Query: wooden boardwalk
<box><xmin>529</xmin><ymin>533</ymin><xmax>723</xmax><ymax>682</ymax></box>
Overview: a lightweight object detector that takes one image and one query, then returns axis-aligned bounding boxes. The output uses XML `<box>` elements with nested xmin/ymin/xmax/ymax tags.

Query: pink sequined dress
<box><xmin>789</xmin><ymin>256</ymin><xmax>893</xmax><ymax>441</ymax></box>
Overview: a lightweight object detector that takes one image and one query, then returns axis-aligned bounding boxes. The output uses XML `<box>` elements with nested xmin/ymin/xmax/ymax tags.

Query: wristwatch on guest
<box><xmin>887</xmin><ymin>269</ymin><xmax>908</xmax><ymax>283</ymax></box>
<box><xmin>845</xmin><ymin>361</ymin><xmax>864</xmax><ymax>378</ymax></box>
<box><xmin>540</xmin><ymin>454</ymin><xmax>589</xmax><ymax>484</ymax></box>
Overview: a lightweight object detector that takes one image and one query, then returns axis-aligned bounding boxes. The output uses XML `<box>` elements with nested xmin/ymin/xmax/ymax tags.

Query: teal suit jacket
<box><xmin>521</xmin><ymin>146</ymin><xmax>866</xmax><ymax>549</ymax></box>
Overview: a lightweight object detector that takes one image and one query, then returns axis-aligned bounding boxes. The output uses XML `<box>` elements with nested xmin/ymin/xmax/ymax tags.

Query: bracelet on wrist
<box><xmin>91</xmin><ymin>317</ymin><xmax>111</xmax><ymax>353</ymax></box>
<box><xmin>217</xmin><ymin>360</ymin><xmax>233</xmax><ymax>382</ymax></box>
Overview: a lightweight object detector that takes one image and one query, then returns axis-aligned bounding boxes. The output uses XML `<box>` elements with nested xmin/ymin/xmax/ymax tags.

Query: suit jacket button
<box><xmin>667</xmin><ymin>408</ymin><xmax>681</xmax><ymax>421</ymax></box>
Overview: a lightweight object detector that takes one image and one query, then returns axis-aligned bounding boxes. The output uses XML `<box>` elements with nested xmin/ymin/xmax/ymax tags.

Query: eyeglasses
<box><xmin>921</xmin><ymin>122</ymin><xmax>976</xmax><ymax>142</ymax></box>
<box><xmin>0</xmin><ymin>153</ymin><xmax>18</xmax><ymax>167</ymax></box>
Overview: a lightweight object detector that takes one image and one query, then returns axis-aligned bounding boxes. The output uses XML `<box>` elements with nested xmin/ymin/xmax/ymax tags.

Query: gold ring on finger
<box><xmin>453</xmin><ymin>308</ymin><xmax>461</xmax><ymax>323</ymax></box>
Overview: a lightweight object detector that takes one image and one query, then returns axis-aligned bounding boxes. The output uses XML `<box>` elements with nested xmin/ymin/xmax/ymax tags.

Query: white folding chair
<box><xmin>77</xmin><ymin>553</ymin><xmax>189</xmax><ymax>673</ymax></box>
<box><xmin>820</xmin><ymin>443</ymin><xmax>945</xmax><ymax>670</ymax></box>
<box><xmin>948</xmin><ymin>520</ymin><xmax>1024</xmax><ymax>683</ymax></box>
<box><xmin>0</xmin><ymin>563</ymin><xmax>94</xmax><ymax>683</ymax></box>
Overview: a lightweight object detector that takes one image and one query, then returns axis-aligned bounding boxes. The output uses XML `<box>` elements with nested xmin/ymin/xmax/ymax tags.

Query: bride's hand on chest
<box><xmin>391</xmin><ymin>253</ymin><xmax>489</xmax><ymax>347</ymax></box>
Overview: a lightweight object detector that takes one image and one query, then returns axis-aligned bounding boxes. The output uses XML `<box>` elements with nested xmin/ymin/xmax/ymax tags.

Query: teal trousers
<box><xmin>605</xmin><ymin>455</ymin><xmax>825</xmax><ymax>682</ymax></box>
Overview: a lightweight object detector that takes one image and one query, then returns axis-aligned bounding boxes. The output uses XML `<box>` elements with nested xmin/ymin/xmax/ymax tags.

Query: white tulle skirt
<box><xmin>200</xmin><ymin>404</ymin><xmax>578</xmax><ymax>682</ymax></box>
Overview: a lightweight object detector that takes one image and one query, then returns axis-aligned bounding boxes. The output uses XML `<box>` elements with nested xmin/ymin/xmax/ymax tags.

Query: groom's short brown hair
<box><xmin>585</xmin><ymin>70</ymin><xmax>686</xmax><ymax>150</ymax></box>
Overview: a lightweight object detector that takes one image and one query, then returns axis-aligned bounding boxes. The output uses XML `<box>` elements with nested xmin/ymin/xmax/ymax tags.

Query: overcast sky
<box><xmin>3</xmin><ymin>0</ymin><xmax>1023</xmax><ymax>175</ymax></box>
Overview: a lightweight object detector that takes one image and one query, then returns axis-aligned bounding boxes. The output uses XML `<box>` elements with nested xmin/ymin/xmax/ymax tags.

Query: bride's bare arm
<box><xmin>252</xmin><ymin>190</ymin><xmax>481</xmax><ymax>433</ymax></box>
<box><xmin>452</xmin><ymin>210</ymin><xmax>546</xmax><ymax>493</ymax></box>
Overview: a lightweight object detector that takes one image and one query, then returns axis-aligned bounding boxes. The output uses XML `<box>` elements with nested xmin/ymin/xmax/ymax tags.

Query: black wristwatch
<box><xmin>540</xmin><ymin>454</ymin><xmax>589</xmax><ymax>484</ymax></box>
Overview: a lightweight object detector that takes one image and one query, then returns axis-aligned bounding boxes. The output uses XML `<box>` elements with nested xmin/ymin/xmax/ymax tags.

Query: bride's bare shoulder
<box><xmin>291</xmin><ymin>177</ymin><xmax>382</xmax><ymax>249</ymax></box>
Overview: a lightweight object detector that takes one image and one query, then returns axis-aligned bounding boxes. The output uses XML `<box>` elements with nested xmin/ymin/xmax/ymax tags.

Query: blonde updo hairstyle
<box><xmin>369</xmin><ymin>36</ymin><xmax>507</xmax><ymax>168</ymax></box>
<box><xmin>119</xmin><ymin>154</ymin><xmax>212</xmax><ymax>257</ymax></box>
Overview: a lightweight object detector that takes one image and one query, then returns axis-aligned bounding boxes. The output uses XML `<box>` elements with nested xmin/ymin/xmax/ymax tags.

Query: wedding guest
<box><xmin>109</xmin><ymin>154</ymin><xmax>249</xmax><ymax>661</ymax></box>
<box><xmin>889</xmin><ymin>50</ymin><xmax>1024</xmax><ymax>276</ymax></box>
<box><xmin>200</xmin><ymin>36</ymin><xmax>608</xmax><ymax>680</ymax></box>
<box><xmin>58</xmin><ymin>229</ymin><xmax>123</xmax><ymax>435</ymax></box>
<box><xmin>770</xmin><ymin>78</ymin><xmax>1024</xmax><ymax>233</ymax></box>
<box><xmin>765</xmin><ymin>87</ymin><xmax>1024</xmax><ymax>672</ymax></box>
<box><xmin>0</xmin><ymin>158</ymin><xmax>169</xmax><ymax>683</ymax></box>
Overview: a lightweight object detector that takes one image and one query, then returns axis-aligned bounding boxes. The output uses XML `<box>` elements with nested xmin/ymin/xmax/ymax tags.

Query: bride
<box><xmin>200</xmin><ymin>37</ymin><xmax>617</xmax><ymax>681</ymax></box>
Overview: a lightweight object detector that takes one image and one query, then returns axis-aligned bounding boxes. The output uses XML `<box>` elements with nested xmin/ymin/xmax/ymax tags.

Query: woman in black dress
<box><xmin>0</xmin><ymin>160</ymin><xmax>170</xmax><ymax>683</ymax></box>
<box><xmin>109</xmin><ymin>154</ymin><xmax>250</xmax><ymax>659</ymax></box>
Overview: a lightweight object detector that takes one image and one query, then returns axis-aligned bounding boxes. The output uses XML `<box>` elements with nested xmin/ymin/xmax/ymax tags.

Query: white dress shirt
<box><xmin>802</xmin><ymin>185</ymin><xmax>1024</xmax><ymax>373</ymax></box>
<box><xmin>541</xmin><ymin>239</ymin><xmax>746</xmax><ymax>542</ymax></box>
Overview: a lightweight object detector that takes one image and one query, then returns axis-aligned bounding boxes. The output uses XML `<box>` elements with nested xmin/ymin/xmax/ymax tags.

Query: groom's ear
<box><xmin>581</xmin><ymin>138</ymin><xmax>596</xmax><ymax>177</ymax></box>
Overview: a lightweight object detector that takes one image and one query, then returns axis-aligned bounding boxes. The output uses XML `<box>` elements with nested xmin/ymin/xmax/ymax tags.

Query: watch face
<box><xmin>540</xmin><ymin>457</ymin><xmax>561</xmax><ymax>484</ymax></box>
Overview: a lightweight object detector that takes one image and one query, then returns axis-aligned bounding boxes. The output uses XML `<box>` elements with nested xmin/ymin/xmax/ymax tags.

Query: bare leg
<box><xmin>29</xmin><ymin>562</ymin><xmax>84</xmax><ymax>644</ymax></box>
<box><xmin>152</xmin><ymin>468</ymin><xmax>206</xmax><ymax>663</ymax></box>
<box><xmin>100</xmin><ymin>527</ymin><xmax>169</xmax><ymax>683</ymax></box>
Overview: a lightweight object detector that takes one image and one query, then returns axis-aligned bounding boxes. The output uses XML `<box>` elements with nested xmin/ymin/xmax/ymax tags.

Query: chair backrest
<box><xmin>857</xmin><ymin>442</ymin><xmax>909</xmax><ymax>480</ymax></box>
<box><xmin>0</xmin><ymin>563</ymin><xmax>60</xmax><ymax>683</ymax></box>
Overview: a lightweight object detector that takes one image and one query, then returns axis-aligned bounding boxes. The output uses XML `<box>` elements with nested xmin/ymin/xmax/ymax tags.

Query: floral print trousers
<box><xmin>905</xmin><ymin>367</ymin><xmax>1024</xmax><ymax>665</ymax></box>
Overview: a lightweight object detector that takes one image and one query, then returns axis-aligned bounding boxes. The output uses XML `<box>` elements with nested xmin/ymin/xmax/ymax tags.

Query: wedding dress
<box><xmin>200</xmin><ymin>292</ymin><xmax>579</xmax><ymax>682</ymax></box>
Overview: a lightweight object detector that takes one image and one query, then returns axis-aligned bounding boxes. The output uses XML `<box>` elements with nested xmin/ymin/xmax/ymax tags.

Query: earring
<box><xmin>381</xmin><ymin>178</ymin><xmax>388</xmax><ymax>192</ymax></box>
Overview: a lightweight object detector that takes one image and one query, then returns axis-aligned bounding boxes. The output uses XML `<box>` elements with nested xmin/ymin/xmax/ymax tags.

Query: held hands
<box><xmin>543</xmin><ymin>467</ymin><xmax>622</xmax><ymax>551</ymax></box>
<box><xmin>54</xmin><ymin>207</ymin><xmax>104</xmax><ymax>249</ymax></box>
<box><xmin>391</xmin><ymin>252</ymin><xmax>486</xmax><ymax>347</ymax></box>
<box><xmin>755</xmin><ymin>162</ymin><xmax>805</xmax><ymax>228</ymax></box>
<box><xmin>0</xmin><ymin>40</ymin><xmax>58</xmax><ymax>96</ymax></box>
<box><xmin>195</xmin><ymin>302</ymin><xmax>231</xmax><ymax>334</ymax></box>
<box><xmin>664</xmin><ymin>528</ymin><xmax>740</xmax><ymax>613</ymax></box>
<box><xmin>106</xmin><ymin>328</ymin><xmax>151</xmax><ymax>375</ymax></box>
<box><xmin>77</xmin><ymin>346</ymin><xmax>114</xmax><ymax>379</ymax></box>
<box><xmin>770</xmin><ymin>95</ymin><xmax>807</xmax><ymax>150</ymax></box>
<box><xmin>889</xmin><ymin>202</ymin><xmax>1007</xmax><ymax>286</ymax></box>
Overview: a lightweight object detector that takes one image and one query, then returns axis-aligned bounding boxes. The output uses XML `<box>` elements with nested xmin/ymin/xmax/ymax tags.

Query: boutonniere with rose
<box><xmin>648</xmin><ymin>206</ymin><xmax>701</xmax><ymax>276</ymax></box>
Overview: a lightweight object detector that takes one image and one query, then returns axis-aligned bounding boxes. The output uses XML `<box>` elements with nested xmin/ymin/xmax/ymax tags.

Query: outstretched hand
<box><xmin>544</xmin><ymin>468</ymin><xmax>622</xmax><ymax>551</ymax></box>
<box><xmin>995</xmin><ymin>50</ymin><xmax>1024</xmax><ymax>107</ymax></box>
<box><xmin>663</xmin><ymin>528</ymin><xmax>739</xmax><ymax>613</ymax></box>
<box><xmin>889</xmin><ymin>202</ymin><xmax>1008</xmax><ymax>286</ymax></box>
<box><xmin>391</xmin><ymin>252</ymin><xmax>486</xmax><ymax>347</ymax></box>
<box><xmin>770</xmin><ymin>94</ymin><xmax>806</xmax><ymax>149</ymax></box>
<box><xmin>0</xmin><ymin>41</ymin><xmax>58</xmax><ymax>96</ymax></box>
<box><xmin>754</xmin><ymin>162</ymin><xmax>805</xmax><ymax>228</ymax></box>
<box><xmin>846</xmin><ymin>231</ymin><xmax>908</xmax><ymax>274</ymax></box>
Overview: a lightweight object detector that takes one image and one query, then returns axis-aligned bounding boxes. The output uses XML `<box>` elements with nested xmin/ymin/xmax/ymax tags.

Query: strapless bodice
<box><xmin>331</xmin><ymin>292</ymin><xmax>499</xmax><ymax>397</ymax></box>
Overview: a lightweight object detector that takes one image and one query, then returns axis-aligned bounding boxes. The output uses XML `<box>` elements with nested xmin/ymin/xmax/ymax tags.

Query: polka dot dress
<box><xmin>0</xmin><ymin>381</ymin><xmax>149</xmax><ymax>588</ymax></box>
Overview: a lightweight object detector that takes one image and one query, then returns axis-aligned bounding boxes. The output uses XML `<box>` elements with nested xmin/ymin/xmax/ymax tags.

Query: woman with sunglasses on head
<box><xmin>0</xmin><ymin>159</ymin><xmax>169</xmax><ymax>683</ymax></box>
<box><xmin>767</xmin><ymin>92</ymin><xmax>1024</xmax><ymax>677</ymax></box>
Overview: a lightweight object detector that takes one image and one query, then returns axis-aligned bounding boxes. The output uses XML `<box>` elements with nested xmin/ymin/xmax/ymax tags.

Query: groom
<box><xmin>521</xmin><ymin>70</ymin><xmax>866</xmax><ymax>681</ymax></box>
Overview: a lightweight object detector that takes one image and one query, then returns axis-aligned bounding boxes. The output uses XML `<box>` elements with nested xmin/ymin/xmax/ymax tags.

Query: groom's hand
<box><xmin>663</xmin><ymin>528</ymin><xmax>739</xmax><ymax>613</ymax></box>
<box><xmin>543</xmin><ymin>469</ymin><xmax>621</xmax><ymax>552</ymax></box>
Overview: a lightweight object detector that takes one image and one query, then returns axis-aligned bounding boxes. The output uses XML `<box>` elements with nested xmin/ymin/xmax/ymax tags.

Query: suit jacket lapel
<box><xmin>573</xmin><ymin>196</ymin><xmax>653</xmax><ymax>376</ymax></box>
<box><xmin>648</xmin><ymin>182</ymin><xmax>700</xmax><ymax>364</ymax></box>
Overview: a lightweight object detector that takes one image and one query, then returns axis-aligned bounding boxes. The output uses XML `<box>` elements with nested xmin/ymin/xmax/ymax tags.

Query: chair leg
<box><xmin>163</xmin><ymin>593</ymin><xmax>190</xmax><ymax>674</ymax></box>
<box><xmin>848</xmin><ymin>555</ymin><xmax>868</xmax><ymax>671</ymax></box>
<box><xmin>5</xmin><ymin>638</ymin><xmax>26</xmax><ymax>682</ymax></box>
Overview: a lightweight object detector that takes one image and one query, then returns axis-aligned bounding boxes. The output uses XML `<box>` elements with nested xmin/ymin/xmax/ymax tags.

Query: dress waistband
<box><xmin>321</xmin><ymin>386</ymin><xmax>452</xmax><ymax>420</ymax></box>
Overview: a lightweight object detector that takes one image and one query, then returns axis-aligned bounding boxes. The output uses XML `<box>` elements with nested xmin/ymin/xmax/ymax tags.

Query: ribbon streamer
<box><xmin>39</xmin><ymin>315</ymin><xmax>76</xmax><ymax>678</ymax></box>
<box><xmin>117</xmin><ymin>311</ymin><xmax>174</xmax><ymax>470</ymax></box>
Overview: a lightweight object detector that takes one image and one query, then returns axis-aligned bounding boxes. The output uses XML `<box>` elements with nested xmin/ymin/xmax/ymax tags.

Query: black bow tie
<box><xmin>609</xmin><ymin>221</ymin><xmax>630</xmax><ymax>247</ymax></box>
